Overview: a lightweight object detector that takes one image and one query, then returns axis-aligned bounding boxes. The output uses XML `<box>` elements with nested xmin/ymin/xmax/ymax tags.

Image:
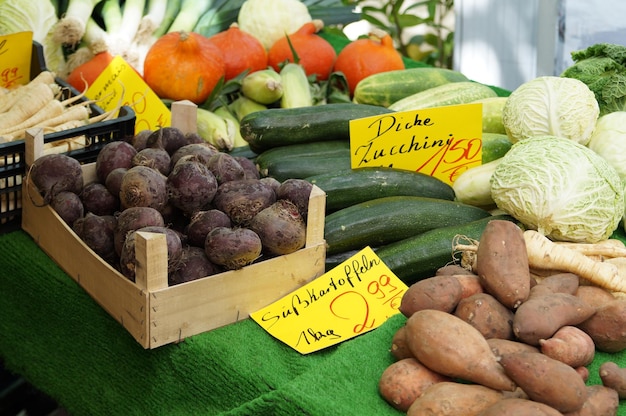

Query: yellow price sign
<box><xmin>349</xmin><ymin>103</ymin><xmax>483</xmax><ymax>185</ymax></box>
<box><xmin>251</xmin><ymin>246</ymin><xmax>408</xmax><ymax>354</ymax></box>
<box><xmin>0</xmin><ymin>31</ymin><xmax>33</xmax><ymax>88</ymax></box>
<box><xmin>86</xmin><ymin>55</ymin><xmax>170</xmax><ymax>133</ymax></box>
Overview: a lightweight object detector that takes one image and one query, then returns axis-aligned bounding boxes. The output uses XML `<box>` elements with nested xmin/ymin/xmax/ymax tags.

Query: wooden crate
<box><xmin>20</xmin><ymin>132</ymin><xmax>327</xmax><ymax>349</ymax></box>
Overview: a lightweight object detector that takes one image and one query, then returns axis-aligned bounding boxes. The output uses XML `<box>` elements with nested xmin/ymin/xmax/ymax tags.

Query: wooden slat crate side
<box><xmin>21</xmin><ymin>179</ymin><xmax>151</xmax><ymax>347</ymax></box>
<box><xmin>147</xmin><ymin>243</ymin><xmax>326</xmax><ymax>348</ymax></box>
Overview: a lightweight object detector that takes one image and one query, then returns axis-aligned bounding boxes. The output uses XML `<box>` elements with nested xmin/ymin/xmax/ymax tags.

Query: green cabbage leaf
<box><xmin>561</xmin><ymin>43</ymin><xmax>626</xmax><ymax>116</ymax></box>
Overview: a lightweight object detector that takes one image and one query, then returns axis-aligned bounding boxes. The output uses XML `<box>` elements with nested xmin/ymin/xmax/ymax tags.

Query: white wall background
<box><xmin>454</xmin><ymin>0</ymin><xmax>626</xmax><ymax>91</ymax></box>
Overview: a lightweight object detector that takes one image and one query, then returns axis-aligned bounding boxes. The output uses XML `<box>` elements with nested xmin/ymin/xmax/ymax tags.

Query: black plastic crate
<box><xmin>0</xmin><ymin>42</ymin><xmax>136</xmax><ymax>234</ymax></box>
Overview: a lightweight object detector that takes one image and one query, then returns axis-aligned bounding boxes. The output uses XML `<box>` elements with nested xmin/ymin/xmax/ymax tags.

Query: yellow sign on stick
<box><xmin>349</xmin><ymin>103</ymin><xmax>483</xmax><ymax>185</ymax></box>
<box><xmin>251</xmin><ymin>246</ymin><xmax>408</xmax><ymax>354</ymax></box>
<box><xmin>87</xmin><ymin>55</ymin><xmax>170</xmax><ymax>133</ymax></box>
<box><xmin>0</xmin><ymin>31</ymin><xmax>33</xmax><ymax>88</ymax></box>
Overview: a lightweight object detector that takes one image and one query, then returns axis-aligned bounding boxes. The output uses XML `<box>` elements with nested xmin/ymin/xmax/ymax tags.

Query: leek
<box><xmin>51</xmin><ymin>0</ymin><xmax>102</xmax><ymax>46</ymax></box>
<box><xmin>167</xmin><ymin>0</ymin><xmax>214</xmax><ymax>33</ymax></box>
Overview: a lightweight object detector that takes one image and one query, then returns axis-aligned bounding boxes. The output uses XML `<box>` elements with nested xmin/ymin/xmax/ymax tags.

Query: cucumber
<box><xmin>353</xmin><ymin>67</ymin><xmax>469</xmax><ymax>108</ymax></box>
<box><xmin>306</xmin><ymin>167</ymin><xmax>455</xmax><ymax>212</ymax></box>
<box><xmin>376</xmin><ymin>214</ymin><xmax>516</xmax><ymax>284</ymax></box>
<box><xmin>388</xmin><ymin>82</ymin><xmax>498</xmax><ymax>112</ymax></box>
<box><xmin>453</xmin><ymin>158</ymin><xmax>503</xmax><ymax>208</ymax></box>
<box><xmin>481</xmin><ymin>132</ymin><xmax>512</xmax><ymax>163</ymax></box>
<box><xmin>324</xmin><ymin>196</ymin><xmax>492</xmax><ymax>255</ymax></box>
<box><xmin>239</xmin><ymin>103</ymin><xmax>393</xmax><ymax>151</ymax></box>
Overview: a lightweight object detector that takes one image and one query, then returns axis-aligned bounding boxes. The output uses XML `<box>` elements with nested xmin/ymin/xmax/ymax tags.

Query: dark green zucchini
<box><xmin>239</xmin><ymin>103</ymin><xmax>393</xmax><ymax>151</ymax></box>
<box><xmin>306</xmin><ymin>167</ymin><xmax>455</xmax><ymax>212</ymax></box>
<box><xmin>255</xmin><ymin>140</ymin><xmax>351</xmax><ymax>181</ymax></box>
<box><xmin>376</xmin><ymin>214</ymin><xmax>516</xmax><ymax>285</ymax></box>
<box><xmin>324</xmin><ymin>196</ymin><xmax>492</xmax><ymax>255</ymax></box>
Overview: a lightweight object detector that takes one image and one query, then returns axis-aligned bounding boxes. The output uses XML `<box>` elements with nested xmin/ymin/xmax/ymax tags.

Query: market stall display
<box><xmin>3</xmin><ymin>0</ymin><xmax>626</xmax><ymax>414</ymax></box>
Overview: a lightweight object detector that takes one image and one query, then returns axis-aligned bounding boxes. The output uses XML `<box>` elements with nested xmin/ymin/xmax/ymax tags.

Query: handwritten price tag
<box><xmin>86</xmin><ymin>55</ymin><xmax>170</xmax><ymax>133</ymax></box>
<box><xmin>250</xmin><ymin>246</ymin><xmax>408</xmax><ymax>354</ymax></box>
<box><xmin>0</xmin><ymin>31</ymin><xmax>33</xmax><ymax>89</ymax></box>
<box><xmin>349</xmin><ymin>103</ymin><xmax>483</xmax><ymax>185</ymax></box>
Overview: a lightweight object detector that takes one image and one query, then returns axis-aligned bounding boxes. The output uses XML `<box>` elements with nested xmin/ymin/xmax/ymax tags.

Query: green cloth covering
<box><xmin>1</xmin><ymin>229</ymin><xmax>626</xmax><ymax>415</ymax></box>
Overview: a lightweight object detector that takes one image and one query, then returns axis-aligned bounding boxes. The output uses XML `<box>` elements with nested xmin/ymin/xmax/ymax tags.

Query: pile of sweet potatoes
<box><xmin>379</xmin><ymin>219</ymin><xmax>626</xmax><ymax>415</ymax></box>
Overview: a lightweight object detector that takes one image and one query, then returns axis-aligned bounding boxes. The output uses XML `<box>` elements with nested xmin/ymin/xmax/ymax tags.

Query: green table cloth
<box><xmin>1</xmin><ymin>229</ymin><xmax>626</xmax><ymax>415</ymax></box>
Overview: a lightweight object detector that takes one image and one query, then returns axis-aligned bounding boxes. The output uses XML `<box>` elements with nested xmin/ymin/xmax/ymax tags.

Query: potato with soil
<box><xmin>73</xmin><ymin>213</ymin><xmax>117</xmax><ymax>265</ymax></box>
<box><xmin>204</xmin><ymin>226</ymin><xmax>262</xmax><ymax>270</ymax></box>
<box><xmin>113</xmin><ymin>206</ymin><xmax>165</xmax><ymax>256</ymax></box>
<box><xmin>119</xmin><ymin>226</ymin><xmax>183</xmax><ymax>281</ymax></box>
<box><xmin>399</xmin><ymin>275</ymin><xmax>463</xmax><ymax>317</ymax></box>
<box><xmin>512</xmin><ymin>292</ymin><xmax>595</xmax><ymax>346</ymax></box>
<box><xmin>104</xmin><ymin>167</ymin><xmax>127</xmax><ymax>198</ymax></box>
<box><xmin>499</xmin><ymin>351</ymin><xmax>587</xmax><ymax>413</ymax></box>
<box><xmin>212</xmin><ymin>179</ymin><xmax>276</xmax><ymax>225</ymax></box>
<box><xmin>206</xmin><ymin>152</ymin><xmax>246</xmax><ymax>184</ymax></box>
<box><xmin>234</xmin><ymin>156</ymin><xmax>260</xmax><ymax>180</ymax></box>
<box><xmin>50</xmin><ymin>191</ymin><xmax>84</xmax><ymax>226</ymax></box>
<box><xmin>186</xmin><ymin>209</ymin><xmax>232</xmax><ymax>247</ymax></box>
<box><xmin>379</xmin><ymin>357</ymin><xmax>450</xmax><ymax>412</ymax></box>
<box><xmin>405</xmin><ymin>309</ymin><xmax>516</xmax><ymax>391</ymax></box>
<box><xmin>145</xmin><ymin>126</ymin><xmax>188</xmax><ymax>155</ymax></box>
<box><xmin>454</xmin><ymin>292</ymin><xmax>515</xmax><ymax>340</ymax></box>
<box><xmin>170</xmin><ymin>142</ymin><xmax>219</xmax><ymax>167</ymax></box>
<box><xmin>474</xmin><ymin>219</ymin><xmax>531</xmax><ymax>309</ymax></box>
<box><xmin>169</xmin><ymin>245</ymin><xmax>223</xmax><ymax>286</ymax></box>
<box><xmin>276</xmin><ymin>178</ymin><xmax>313</xmax><ymax>219</ymax></box>
<box><xmin>577</xmin><ymin>298</ymin><xmax>626</xmax><ymax>353</ymax></box>
<box><xmin>29</xmin><ymin>154</ymin><xmax>84</xmax><ymax>204</ymax></box>
<box><xmin>119</xmin><ymin>165</ymin><xmax>168</xmax><ymax>213</ymax></box>
<box><xmin>538</xmin><ymin>325</ymin><xmax>595</xmax><ymax>368</ymax></box>
<box><xmin>166</xmin><ymin>159</ymin><xmax>218</xmax><ymax>216</ymax></box>
<box><xmin>407</xmin><ymin>381</ymin><xmax>504</xmax><ymax>416</ymax></box>
<box><xmin>80</xmin><ymin>182</ymin><xmax>119</xmax><ymax>216</ymax></box>
<box><xmin>248</xmin><ymin>199</ymin><xmax>306</xmax><ymax>256</ymax></box>
<box><xmin>132</xmin><ymin>147</ymin><xmax>172</xmax><ymax>176</ymax></box>
<box><xmin>95</xmin><ymin>141</ymin><xmax>137</xmax><ymax>183</ymax></box>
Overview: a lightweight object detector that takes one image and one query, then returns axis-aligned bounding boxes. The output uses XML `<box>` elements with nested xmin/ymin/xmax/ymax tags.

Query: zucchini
<box><xmin>324</xmin><ymin>196</ymin><xmax>492</xmax><ymax>255</ymax></box>
<box><xmin>388</xmin><ymin>81</ymin><xmax>498</xmax><ymax>112</ymax></box>
<box><xmin>239</xmin><ymin>103</ymin><xmax>393</xmax><ymax>151</ymax></box>
<box><xmin>452</xmin><ymin>158</ymin><xmax>503</xmax><ymax>208</ymax></box>
<box><xmin>254</xmin><ymin>141</ymin><xmax>352</xmax><ymax>181</ymax></box>
<box><xmin>306</xmin><ymin>167</ymin><xmax>455</xmax><ymax>212</ymax></box>
<box><xmin>376</xmin><ymin>214</ymin><xmax>516</xmax><ymax>284</ymax></box>
<box><xmin>481</xmin><ymin>132</ymin><xmax>512</xmax><ymax>163</ymax></box>
<box><xmin>353</xmin><ymin>67</ymin><xmax>469</xmax><ymax>107</ymax></box>
<box><xmin>474</xmin><ymin>96</ymin><xmax>508</xmax><ymax>134</ymax></box>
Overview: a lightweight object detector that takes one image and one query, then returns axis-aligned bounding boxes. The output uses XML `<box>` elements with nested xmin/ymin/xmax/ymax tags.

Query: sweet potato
<box><xmin>378</xmin><ymin>357</ymin><xmax>450</xmax><ymax>412</ymax></box>
<box><xmin>454</xmin><ymin>292</ymin><xmax>514</xmax><ymax>339</ymax></box>
<box><xmin>530</xmin><ymin>272</ymin><xmax>580</xmax><ymax>298</ymax></box>
<box><xmin>574</xmin><ymin>285</ymin><xmax>616</xmax><ymax>311</ymax></box>
<box><xmin>577</xmin><ymin>298</ymin><xmax>626</xmax><ymax>353</ymax></box>
<box><xmin>474</xmin><ymin>219</ymin><xmax>531</xmax><ymax>309</ymax></box>
<box><xmin>405</xmin><ymin>309</ymin><xmax>516</xmax><ymax>391</ymax></box>
<box><xmin>389</xmin><ymin>324</ymin><xmax>413</xmax><ymax>361</ymax></box>
<box><xmin>538</xmin><ymin>326</ymin><xmax>595</xmax><ymax>368</ymax></box>
<box><xmin>399</xmin><ymin>275</ymin><xmax>463</xmax><ymax>317</ymax></box>
<box><xmin>486</xmin><ymin>338</ymin><xmax>539</xmax><ymax>357</ymax></box>
<box><xmin>499</xmin><ymin>351</ymin><xmax>587</xmax><ymax>413</ymax></box>
<box><xmin>564</xmin><ymin>385</ymin><xmax>619</xmax><ymax>416</ymax></box>
<box><xmin>476</xmin><ymin>397</ymin><xmax>563</xmax><ymax>416</ymax></box>
<box><xmin>436</xmin><ymin>264</ymin><xmax>474</xmax><ymax>276</ymax></box>
<box><xmin>406</xmin><ymin>381</ymin><xmax>504</xmax><ymax>416</ymax></box>
<box><xmin>599</xmin><ymin>361</ymin><xmax>626</xmax><ymax>399</ymax></box>
<box><xmin>575</xmin><ymin>366</ymin><xmax>589</xmax><ymax>383</ymax></box>
<box><xmin>512</xmin><ymin>292</ymin><xmax>595</xmax><ymax>346</ymax></box>
<box><xmin>454</xmin><ymin>274</ymin><xmax>484</xmax><ymax>299</ymax></box>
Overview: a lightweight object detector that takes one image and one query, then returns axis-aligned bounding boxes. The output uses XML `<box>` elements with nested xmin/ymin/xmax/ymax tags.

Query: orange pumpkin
<box><xmin>333</xmin><ymin>29</ymin><xmax>405</xmax><ymax>96</ymax></box>
<box><xmin>207</xmin><ymin>23</ymin><xmax>268</xmax><ymax>81</ymax></box>
<box><xmin>268</xmin><ymin>20</ymin><xmax>337</xmax><ymax>80</ymax></box>
<box><xmin>143</xmin><ymin>31</ymin><xmax>225</xmax><ymax>104</ymax></box>
<box><xmin>66</xmin><ymin>51</ymin><xmax>115</xmax><ymax>92</ymax></box>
